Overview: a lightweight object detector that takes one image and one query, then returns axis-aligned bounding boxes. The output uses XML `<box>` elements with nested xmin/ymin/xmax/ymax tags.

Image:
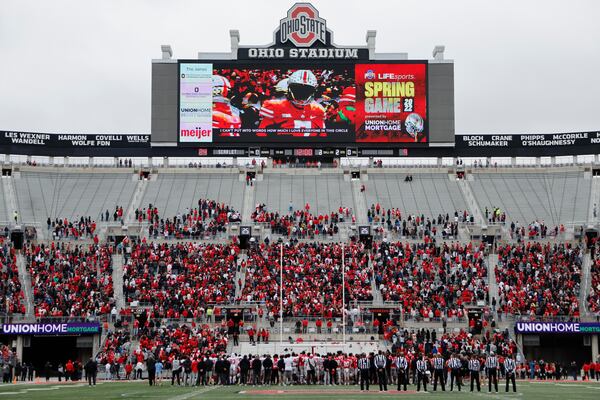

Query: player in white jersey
<box><xmin>315</xmin><ymin>354</ymin><xmax>324</xmax><ymax>384</ymax></box>
<box><xmin>229</xmin><ymin>355</ymin><xmax>240</xmax><ymax>384</ymax></box>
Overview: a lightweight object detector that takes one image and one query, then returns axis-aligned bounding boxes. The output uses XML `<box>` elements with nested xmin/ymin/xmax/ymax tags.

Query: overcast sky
<box><xmin>1</xmin><ymin>0</ymin><xmax>599</xmax><ymax>135</ymax></box>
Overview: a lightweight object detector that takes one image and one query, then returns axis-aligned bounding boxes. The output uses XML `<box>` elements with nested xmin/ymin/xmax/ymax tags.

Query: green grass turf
<box><xmin>0</xmin><ymin>380</ymin><xmax>598</xmax><ymax>400</ymax></box>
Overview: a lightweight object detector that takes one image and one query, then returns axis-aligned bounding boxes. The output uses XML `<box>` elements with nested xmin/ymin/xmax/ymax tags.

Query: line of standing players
<box><xmin>360</xmin><ymin>350</ymin><xmax>517</xmax><ymax>393</ymax></box>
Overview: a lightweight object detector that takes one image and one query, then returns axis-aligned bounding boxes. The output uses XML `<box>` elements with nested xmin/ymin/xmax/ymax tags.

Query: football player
<box><xmin>213</xmin><ymin>75</ymin><xmax>242</xmax><ymax>134</ymax></box>
<box><xmin>258</xmin><ymin>70</ymin><xmax>325</xmax><ymax>137</ymax></box>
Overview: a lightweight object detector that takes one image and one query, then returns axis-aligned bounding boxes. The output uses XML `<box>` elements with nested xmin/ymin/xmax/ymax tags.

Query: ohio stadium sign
<box><xmin>240</xmin><ymin>2</ymin><xmax>366</xmax><ymax>60</ymax></box>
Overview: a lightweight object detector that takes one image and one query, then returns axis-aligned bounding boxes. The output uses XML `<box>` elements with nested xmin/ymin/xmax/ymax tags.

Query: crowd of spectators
<box><xmin>100</xmin><ymin>206</ymin><xmax>124</xmax><ymax>223</ymax></box>
<box><xmin>368</xmin><ymin>204</ymin><xmax>468</xmax><ymax>239</ymax></box>
<box><xmin>25</xmin><ymin>242</ymin><xmax>114</xmax><ymax>317</ymax></box>
<box><xmin>47</xmin><ymin>216</ymin><xmax>97</xmax><ymax>240</ymax></box>
<box><xmin>136</xmin><ymin>323</ymin><xmax>229</xmax><ymax>360</ymax></box>
<box><xmin>122</xmin><ymin>241</ymin><xmax>239</xmax><ymax>318</ymax></box>
<box><xmin>388</xmin><ymin>327</ymin><xmax>517</xmax><ymax>359</ymax></box>
<box><xmin>242</xmin><ymin>241</ymin><xmax>371</xmax><ymax>317</ymax></box>
<box><xmin>495</xmin><ymin>242</ymin><xmax>582</xmax><ymax>317</ymax></box>
<box><xmin>96</xmin><ymin>328</ymin><xmax>131</xmax><ymax>367</ymax></box>
<box><xmin>251</xmin><ymin>204</ymin><xmax>353</xmax><ymax>238</ymax></box>
<box><xmin>373</xmin><ymin>241</ymin><xmax>488</xmax><ymax>321</ymax></box>
<box><xmin>587</xmin><ymin>241</ymin><xmax>600</xmax><ymax>316</ymax></box>
<box><xmin>147</xmin><ymin>199</ymin><xmax>241</xmax><ymax>239</ymax></box>
<box><xmin>0</xmin><ymin>240</ymin><xmax>25</xmax><ymax>315</ymax></box>
<box><xmin>508</xmin><ymin>220</ymin><xmax>564</xmax><ymax>241</ymax></box>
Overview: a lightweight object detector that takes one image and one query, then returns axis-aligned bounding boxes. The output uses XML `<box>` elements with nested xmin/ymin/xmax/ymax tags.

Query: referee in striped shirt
<box><xmin>504</xmin><ymin>354</ymin><xmax>517</xmax><ymax>392</ymax></box>
<box><xmin>358</xmin><ymin>353</ymin><xmax>370</xmax><ymax>391</ymax></box>
<box><xmin>485</xmin><ymin>352</ymin><xmax>499</xmax><ymax>392</ymax></box>
<box><xmin>449</xmin><ymin>353</ymin><xmax>462</xmax><ymax>391</ymax></box>
<box><xmin>468</xmin><ymin>355</ymin><xmax>481</xmax><ymax>392</ymax></box>
<box><xmin>374</xmin><ymin>351</ymin><xmax>387</xmax><ymax>391</ymax></box>
<box><xmin>395</xmin><ymin>352</ymin><xmax>409</xmax><ymax>391</ymax></box>
<box><xmin>432</xmin><ymin>353</ymin><xmax>445</xmax><ymax>391</ymax></box>
<box><xmin>416</xmin><ymin>354</ymin><xmax>429</xmax><ymax>392</ymax></box>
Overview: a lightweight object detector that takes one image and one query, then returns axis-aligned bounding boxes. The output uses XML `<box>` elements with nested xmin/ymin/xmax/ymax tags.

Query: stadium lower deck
<box><xmin>1</xmin><ymin>162</ymin><xmax>600</xmax><ymax>398</ymax></box>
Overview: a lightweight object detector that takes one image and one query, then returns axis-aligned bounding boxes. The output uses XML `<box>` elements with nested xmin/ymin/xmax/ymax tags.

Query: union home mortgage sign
<box><xmin>515</xmin><ymin>321</ymin><xmax>600</xmax><ymax>334</ymax></box>
<box><xmin>0</xmin><ymin>322</ymin><xmax>101</xmax><ymax>335</ymax></box>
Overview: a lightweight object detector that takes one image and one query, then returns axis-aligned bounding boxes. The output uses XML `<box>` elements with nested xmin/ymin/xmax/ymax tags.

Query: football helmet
<box><xmin>287</xmin><ymin>70</ymin><xmax>318</xmax><ymax>107</ymax></box>
<box><xmin>212</xmin><ymin>75</ymin><xmax>231</xmax><ymax>100</ymax></box>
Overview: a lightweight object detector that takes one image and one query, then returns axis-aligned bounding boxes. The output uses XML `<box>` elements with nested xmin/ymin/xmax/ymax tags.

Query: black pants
<box><xmin>360</xmin><ymin>369</ymin><xmax>370</xmax><ymax>390</ymax></box>
<box><xmin>306</xmin><ymin>369</ymin><xmax>316</xmax><ymax>384</ymax></box>
<box><xmin>397</xmin><ymin>369</ymin><xmax>408</xmax><ymax>391</ymax></box>
<box><xmin>240</xmin><ymin>370</ymin><xmax>248</xmax><ymax>385</ymax></box>
<box><xmin>148</xmin><ymin>370</ymin><xmax>155</xmax><ymax>386</ymax></box>
<box><xmin>253</xmin><ymin>370</ymin><xmax>261</xmax><ymax>385</ymax></box>
<box><xmin>450</xmin><ymin>369</ymin><xmax>462</xmax><ymax>391</ymax></box>
<box><xmin>488</xmin><ymin>368</ymin><xmax>498</xmax><ymax>392</ymax></box>
<box><xmin>433</xmin><ymin>369</ymin><xmax>445</xmax><ymax>391</ymax></box>
<box><xmin>470</xmin><ymin>371</ymin><xmax>480</xmax><ymax>391</ymax></box>
<box><xmin>417</xmin><ymin>372</ymin><xmax>428</xmax><ymax>392</ymax></box>
<box><xmin>377</xmin><ymin>368</ymin><xmax>387</xmax><ymax>391</ymax></box>
<box><xmin>172</xmin><ymin>369</ymin><xmax>181</xmax><ymax>385</ymax></box>
<box><xmin>263</xmin><ymin>369</ymin><xmax>271</xmax><ymax>385</ymax></box>
<box><xmin>87</xmin><ymin>372</ymin><xmax>96</xmax><ymax>386</ymax></box>
<box><xmin>506</xmin><ymin>372</ymin><xmax>516</xmax><ymax>392</ymax></box>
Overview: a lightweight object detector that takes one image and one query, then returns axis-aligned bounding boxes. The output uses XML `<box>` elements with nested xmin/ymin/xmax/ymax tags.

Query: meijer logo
<box><xmin>279</xmin><ymin>3</ymin><xmax>326</xmax><ymax>47</ymax></box>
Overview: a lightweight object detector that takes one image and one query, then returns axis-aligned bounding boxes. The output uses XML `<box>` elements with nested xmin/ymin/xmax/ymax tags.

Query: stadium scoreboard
<box><xmin>151</xmin><ymin>2</ymin><xmax>456</xmax><ymax>155</ymax></box>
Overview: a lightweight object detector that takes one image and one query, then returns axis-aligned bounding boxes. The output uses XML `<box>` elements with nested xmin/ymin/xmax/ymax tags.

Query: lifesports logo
<box><xmin>364</xmin><ymin>69</ymin><xmax>375</xmax><ymax>80</ymax></box>
<box><xmin>180</xmin><ymin>126</ymin><xmax>213</xmax><ymax>143</ymax></box>
<box><xmin>279</xmin><ymin>3</ymin><xmax>326</xmax><ymax>47</ymax></box>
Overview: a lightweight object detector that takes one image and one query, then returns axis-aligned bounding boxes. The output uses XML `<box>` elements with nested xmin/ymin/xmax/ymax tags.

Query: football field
<box><xmin>0</xmin><ymin>380</ymin><xmax>598</xmax><ymax>400</ymax></box>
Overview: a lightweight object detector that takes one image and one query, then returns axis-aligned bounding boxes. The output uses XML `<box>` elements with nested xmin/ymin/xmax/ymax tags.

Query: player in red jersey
<box><xmin>258</xmin><ymin>69</ymin><xmax>325</xmax><ymax>137</ymax></box>
<box><xmin>213</xmin><ymin>75</ymin><xmax>242</xmax><ymax>134</ymax></box>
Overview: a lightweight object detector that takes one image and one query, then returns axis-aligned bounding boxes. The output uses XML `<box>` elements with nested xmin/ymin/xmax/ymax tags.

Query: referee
<box><xmin>416</xmin><ymin>354</ymin><xmax>429</xmax><ymax>392</ymax></box>
<box><xmin>504</xmin><ymin>354</ymin><xmax>517</xmax><ymax>392</ymax></box>
<box><xmin>358</xmin><ymin>353</ymin><xmax>370</xmax><ymax>391</ymax></box>
<box><xmin>432</xmin><ymin>353</ymin><xmax>445</xmax><ymax>391</ymax></box>
<box><xmin>468</xmin><ymin>354</ymin><xmax>481</xmax><ymax>392</ymax></box>
<box><xmin>374</xmin><ymin>351</ymin><xmax>387</xmax><ymax>392</ymax></box>
<box><xmin>449</xmin><ymin>353</ymin><xmax>462</xmax><ymax>391</ymax></box>
<box><xmin>395</xmin><ymin>352</ymin><xmax>409</xmax><ymax>391</ymax></box>
<box><xmin>485</xmin><ymin>352</ymin><xmax>499</xmax><ymax>392</ymax></box>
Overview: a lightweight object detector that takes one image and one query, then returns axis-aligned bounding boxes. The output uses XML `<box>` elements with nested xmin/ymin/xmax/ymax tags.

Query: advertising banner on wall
<box><xmin>0</xmin><ymin>322</ymin><xmax>101</xmax><ymax>335</ymax></box>
<box><xmin>515</xmin><ymin>321</ymin><xmax>600</xmax><ymax>334</ymax></box>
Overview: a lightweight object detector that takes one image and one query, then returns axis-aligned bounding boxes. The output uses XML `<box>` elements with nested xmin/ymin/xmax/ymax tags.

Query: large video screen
<box><xmin>179</xmin><ymin>61</ymin><xmax>428</xmax><ymax>146</ymax></box>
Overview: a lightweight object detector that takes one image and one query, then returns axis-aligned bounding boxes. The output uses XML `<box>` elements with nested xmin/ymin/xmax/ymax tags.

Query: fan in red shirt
<box><xmin>259</xmin><ymin>69</ymin><xmax>325</xmax><ymax>137</ymax></box>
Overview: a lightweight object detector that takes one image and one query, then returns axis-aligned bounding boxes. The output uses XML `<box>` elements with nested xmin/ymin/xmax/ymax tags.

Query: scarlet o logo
<box><xmin>279</xmin><ymin>3</ymin><xmax>327</xmax><ymax>47</ymax></box>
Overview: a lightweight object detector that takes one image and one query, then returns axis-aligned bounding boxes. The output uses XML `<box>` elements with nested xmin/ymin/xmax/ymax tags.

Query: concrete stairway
<box><xmin>124</xmin><ymin>179</ymin><xmax>147</xmax><ymax>224</ymax></box>
<box><xmin>16</xmin><ymin>253</ymin><xmax>35</xmax><ymax>319</ymax></box>
<box><xmin>351</xmin><ymin>179</ymin><xmax>368</xmax><ymax>224</ymax></box>
<box><xmin>241</xmin><ymin>183</ymin><xmax>255</xmax><ymax>224</ymax></box>
<box><xmin>580</xmin><ymin>253</ymin><xmax>592</xmax><ymax>316</ymax></box>
<box><xmin>111</xmin><ymin>253</ymin><xmax>126</xmax><ymax>311</ymax></box>
<box><xmin>457</xmin><ymin>179</ymin><xmax>485</xmax><ymax>225</ymax></box>
<box><xmin>487</xmin><ymin>253</ymin><xmax>500</xmax><ymax>315</ymax></box>
<box><xmin>2</xmin><ymin>176</ymin><xmax>18</xmax><ymax>225</ymax></box>
<box><xmin>234</xmin><ymin>252</ymin><xmax>248</xmax><ymax>301</ymax></box>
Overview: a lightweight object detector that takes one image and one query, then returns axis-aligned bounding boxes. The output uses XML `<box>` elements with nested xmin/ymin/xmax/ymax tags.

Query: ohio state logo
<box><xmin>279</xmin><ymin>3</ymin><xmax>327</xmax><ymax>47</ymax></box>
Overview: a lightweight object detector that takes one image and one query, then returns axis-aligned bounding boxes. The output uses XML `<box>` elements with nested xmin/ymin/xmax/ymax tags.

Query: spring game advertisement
<box><xmin>355</xmin><ymin>63</ymin><xmax>428</xmax><ymax>143</ymax></box>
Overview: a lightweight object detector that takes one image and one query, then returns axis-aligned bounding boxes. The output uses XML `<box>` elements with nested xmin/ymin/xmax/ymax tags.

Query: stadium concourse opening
<box><xmin>22</xmin><ymin>335</ymin><xmax>93</xmax><ymax>374</ymax></box>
